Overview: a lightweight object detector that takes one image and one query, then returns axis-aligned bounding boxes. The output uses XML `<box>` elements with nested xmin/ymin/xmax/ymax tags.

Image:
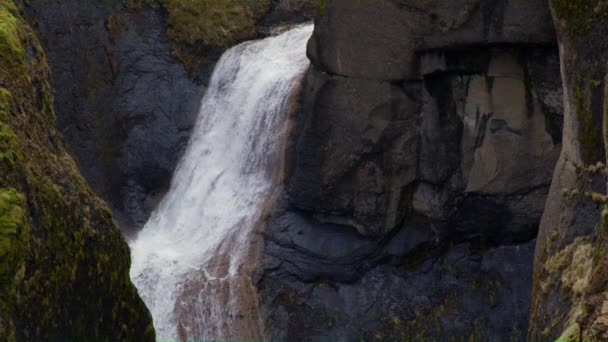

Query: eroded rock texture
<box><xmin>259</xmin><ymin>0</ymin><xmax>563</xmax><ymax>340</ymax></box>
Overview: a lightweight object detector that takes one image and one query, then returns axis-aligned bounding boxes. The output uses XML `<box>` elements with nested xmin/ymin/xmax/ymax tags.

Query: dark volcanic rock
<box><xmin>307</xmin><ymin>0</ymin><xmax>555</xmax><ymax>80</ymax></box>
<box><xmin>262</xmin><ymin>220</ymin><xmax>536</xmax><ymax>341</ymax></box>
<box><xmin>23</xmin><ymin>0</ymin><xmax>205</xmax><ymax>231</ymax></box>
<box><xmin>287</xmin><ymin>68</ymin><xmax>419</xmax><ymax>237</ymax></box>
<box><xmin>260</xmin><ymin>1</ymin><xmax>563</xmax><ymax>340</ymax></box>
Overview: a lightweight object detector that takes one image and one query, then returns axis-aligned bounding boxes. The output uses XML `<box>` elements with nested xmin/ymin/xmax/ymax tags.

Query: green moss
<box><xmin>546</xmin><ymin>239</ymin><xmax>593</xmax><ymax>297</ymax></box>
<box><xmin>0</xmin><ymin>88</ymin><xmax>20</xmax><ymax>173</ymax></box>
<box><xmin>0</xmin><ymin>123</ymin><xmax>17</xmax><ymax>169</ymax></box>
<box><xmin>555</xmin><ymin>323</ymin><xmax>580</xmax><ymax>342</ymax></box>
<box><xmin>0</xmin><ymin>188</ymin><xmax>24</xmax><ymax>254</ymax></box>
<box><xmin>0</xmin><ymin>0</ymin><xmax>23</xmax><ymax>60</ymax></box>
<box><xmin>152</xmin><ymin>0</ymin><xmax>267</xmax><ymax>70</ymax></box>
<box><xmin>0</xmin><ymin>1</ymin><xmax>154</xmax><ymax>340</ymax></box>
<box><xmin>0</xmin><ymin>0</ymin><xmax>27</xmax><ymax>91</ymax></box>
<box><xmin>317</xmin><ymin>0</ymin><xmax>327</xmax><ymax>16</ymax></box>
<box><xmin>530</xmin><ymin>237</ymin><xmax>593</xmax><ymax>341</ymax></box>
<box><xmin>163</xmin><ymin>0</ymin><xmax>268</xmax><ymax>47</ymax></box>
<box><xmin>0</xmin><ymin>188</ymin><xmax>26</xmax><ymax>288</ymax></box>
<box><xmin>550</xmin><ymin>0</ymin><xmax>608</xmax><ymax>38</ymax></box>
<box><xmin>0</xmin><ymin>187</ymin><xmax>26</xmax><ymax>341</ymax></box>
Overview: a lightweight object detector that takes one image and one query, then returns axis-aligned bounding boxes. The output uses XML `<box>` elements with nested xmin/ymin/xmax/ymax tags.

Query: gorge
<box><xmin>2</xmin><ymin>0</ymin><xmax>608</xmax><ymax>341</ymax></box>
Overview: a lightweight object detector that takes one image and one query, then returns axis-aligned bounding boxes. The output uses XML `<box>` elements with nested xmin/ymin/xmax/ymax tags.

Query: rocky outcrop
<box><xmin>0</xmin><ymin>1</ymin><xmax>153</xmax><ymax>340</ymax></box>
<box><xmin>22</xmin><ymin>0</ymin><xmax>315</xmax><ymax>232</ymax></box>
<box><xmin>529</xmin><ymin>1</ymin><xmax>608</xmax><ymax>340</ymax></box>
<box><xmin>259</xmin><ymin>0</ymin><xmax>562</xmax><ymax>340</ymax></box>
<box><xmin>307</xmin><ymin>0</ymin><xmax>555</xmax><ymax>81</ymax></box>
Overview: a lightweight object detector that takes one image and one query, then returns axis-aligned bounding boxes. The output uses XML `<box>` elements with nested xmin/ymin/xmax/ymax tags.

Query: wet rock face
<box><xmin>23</xmin><ymin>1</ymin><xmax>205</xmax><ymax>231</ymax></box>
<box><xmin>260</xmin><ymin>0</ymin><xmax>562</xmax><ymax>340</ymax></box>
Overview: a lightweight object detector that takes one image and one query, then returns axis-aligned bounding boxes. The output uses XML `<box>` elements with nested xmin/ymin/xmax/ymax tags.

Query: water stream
<box><xmin>129</xmin><ymin>24</ymin><xmax>313</xmax><ymax>340</ymax></box>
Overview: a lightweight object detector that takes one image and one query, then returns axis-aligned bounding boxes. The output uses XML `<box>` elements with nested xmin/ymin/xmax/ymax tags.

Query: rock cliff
<box><xmin>0</xmin><ymin>1</ymin><xmax>153</xmax><ymax>340</ymax></box>
<box><xmin>530</xmin><ymin>1</ymin><xmax>608</xmax><ymax>340</ymax></box>
<box><xmin>259</xmin><ymin>0</ymin><xmax>563</xmax><ymax>340</ymax></box>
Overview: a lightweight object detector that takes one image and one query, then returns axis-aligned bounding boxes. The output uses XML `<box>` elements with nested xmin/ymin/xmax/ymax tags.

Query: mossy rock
<box><xmin>129</xmin><ymin>0</ymin><xmax>315</xmax><ymax>72</ymax></box>
<box><xmin>550</xmin><ymin>0</ymin><xmax>608</xmax><ymax>38</ymax></box>
<box><xmin>549</xmin><ymin>0</ymin><xmax>608</xmax><ymax>164</ymax></box>
<box><xmin>139</xmin><ymin>0</ymin><xmax>271</xmax><ymax>71</ymax></box>
<box><xmin>161</xmin><ymin>0</ymin><xmax>269</xmax><ymax>47</ymax></box>
<box><xmin>0</xmin><ymin>187</ymin><xmax>26</xmax><ymax>340</ymax></box>
<box><xmin>0</xmin><ymin>1</ymin><xmax>154</xmax><ymax>340</ymax></box>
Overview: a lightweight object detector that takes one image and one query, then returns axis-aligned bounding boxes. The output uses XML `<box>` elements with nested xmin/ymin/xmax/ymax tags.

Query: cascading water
<box><xmin>129</xmin><ymin>24</ymin><xmax>313</xmax><ymax>340</ymax></box>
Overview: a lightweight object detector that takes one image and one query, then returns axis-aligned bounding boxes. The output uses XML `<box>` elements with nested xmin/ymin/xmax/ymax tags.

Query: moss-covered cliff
<box><xmin>0</xmin><ymin>1</ymin><xmax>154</xmax><ymax>340</ymax></box>
<box><xmin>529</xmin><ymin>0</ymin><xmax>608</xmax><ymax>340</ymax></box>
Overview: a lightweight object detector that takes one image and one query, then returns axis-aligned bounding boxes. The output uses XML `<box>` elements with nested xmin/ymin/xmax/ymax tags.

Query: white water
<box><xmin>129</xmin><ymin>24</ymin><xmax>313</xmax><ymax>340</ymax></box>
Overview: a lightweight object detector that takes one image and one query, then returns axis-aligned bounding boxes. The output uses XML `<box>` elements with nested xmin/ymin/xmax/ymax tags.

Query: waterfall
<box><xmin>129</xmin><ymin>24</ymin><xmax>313</xmax><ymax>340</ymax></box>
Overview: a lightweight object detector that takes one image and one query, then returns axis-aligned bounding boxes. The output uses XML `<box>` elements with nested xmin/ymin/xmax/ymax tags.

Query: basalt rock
<box><xmin>259</xmin><ymin>0</ymin><xmax>563</xmax><ymax>340</ymax></box>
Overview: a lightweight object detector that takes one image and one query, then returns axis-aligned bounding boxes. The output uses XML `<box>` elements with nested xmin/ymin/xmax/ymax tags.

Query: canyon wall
<box><xmin>259</xmin><ymin>0</ymin><xmax>563</xmax><ymax>340</ymax></box>
<box><xmin>0</xmin><ymin>1</ymin><xmax>153</xmax><ymax>340</ymax></box>
<box><xmin>530</xmin><ymin>1</ymin><xmax>608</xmax><ymax>340</ymax></box>
<box><xmin>22</xmin><ymin>0</ymin><xmax>315</xmax><ymax>231</ymax></box>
